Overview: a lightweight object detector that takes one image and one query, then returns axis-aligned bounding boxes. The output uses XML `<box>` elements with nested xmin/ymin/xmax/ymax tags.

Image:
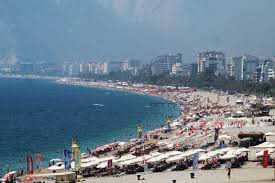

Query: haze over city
<box><xmin>0</xmin><ymin>0</ymin><xmax>275</xmax><ymax>62</ymax></box>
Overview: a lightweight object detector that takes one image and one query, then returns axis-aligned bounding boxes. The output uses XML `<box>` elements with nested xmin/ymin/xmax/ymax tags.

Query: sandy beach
<box><xmin>90</xmin><ymin>163</ymin><xmax>275</xmax><ymax>183</ymax></box>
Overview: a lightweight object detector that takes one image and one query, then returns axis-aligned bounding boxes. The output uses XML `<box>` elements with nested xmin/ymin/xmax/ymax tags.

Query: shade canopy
<box><xmin>147</xmin><ymin>154</ymin><xmax>169</xmax><ymax>163</ymax></box>
<box><xmin>253</xmin><ymin>142</ymin><xmax>275</xmax><ymax>148</ymax></box>
<box><xmin>218</xmin><ymin>134</ymin><xmax>232</xmax><ymax>140</ymax></box>
<box><xmin>220</xmin><ymin>154</ymin><xmax>237</xmax><ymax>160</ymax></box>
<box><xmin>265</xmin><ymin>132</ymin><xmax>275</xmax><ymax>136</ymax></box>
<box><xmin>256</xmin><ymin>149</ymin><xmax>275</xmax><ymax>157</ymax></box>
<box><xmin>113</xmin><ymin>154</ymin><xmax>136</xmax><ymax>163</ymax></box>
<box><xmin>166</xmin><ymin>155</ymin><xmax>186</xmax><ymax>163</ymax></box>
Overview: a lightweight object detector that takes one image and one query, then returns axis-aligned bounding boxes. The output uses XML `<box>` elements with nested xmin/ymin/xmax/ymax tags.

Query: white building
<box><xmin>171</xmin><ymin>63</ymin><xmax>183</xmax><ymax>75</ymax></box>
<box><xmin>259</xmin><ymin>59</ymin><xmax>274</xmax><ymax>82</ymax></box>
<box><xmin>229</xmin><ymin>55</ymin><xmax>259</xmax><ymax>81</ymax></box>
<box><xmin>151</xmin><ymin>53</ymin><xmax>182</xmax><ymax>75</ymax></box>
<box><xmin>230</xmin><ymin>57</ymin><xmax>243</xmax><ymax>80</ymax></box>
<box><xmin>103</xmin><ymin>61</ymin><xmax>123</xmax><ymax>74</ymax></box>
<box><xmin>242</xmin><ymin>55</ymin><xmax>259</xmax><ymax>81</ymax></box>
<box><xmin>198</xmin><ymin>51</ymin><xmax>226</xmax><ymax>75</ymax></box>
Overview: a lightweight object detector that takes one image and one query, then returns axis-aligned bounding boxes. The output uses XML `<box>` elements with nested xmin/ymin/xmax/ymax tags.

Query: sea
<box><xmin>0</xmin><ymin>78</ymin><xmax>180</xmax><ymax>175</ymax></box>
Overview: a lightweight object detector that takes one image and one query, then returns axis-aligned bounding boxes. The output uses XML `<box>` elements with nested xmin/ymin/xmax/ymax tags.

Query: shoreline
<box><xmin>0</xmin><ymin>74</ymin><xmax>182</xmax><ymax>176</ymax></box>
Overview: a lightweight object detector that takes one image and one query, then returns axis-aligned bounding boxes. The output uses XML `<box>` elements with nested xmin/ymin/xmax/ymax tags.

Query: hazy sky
<box><xmin>0</xmin><ymin>0</ymin><xmax>275</xmax><ymax>62</ymax></box>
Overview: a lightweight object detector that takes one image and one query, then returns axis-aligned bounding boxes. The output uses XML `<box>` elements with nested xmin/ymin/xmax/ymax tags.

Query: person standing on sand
<box><xmin>226</xmin><ymin>161</ymin><xmax>232</xmax><ymax>179</ymax></box>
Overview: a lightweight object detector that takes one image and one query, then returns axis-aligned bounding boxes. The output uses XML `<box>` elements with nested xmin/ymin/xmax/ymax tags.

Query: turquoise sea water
<box><xmin>0</xmin><ymin>78</ymin><xmax>180</xmax><ymax>175</ymax></box>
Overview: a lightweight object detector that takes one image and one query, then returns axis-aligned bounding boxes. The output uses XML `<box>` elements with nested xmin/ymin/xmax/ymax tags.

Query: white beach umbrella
<box><xmin>96</xmin><ymin>162</ymin><xmax>108</xmax><ymax>169</ymax></box>
<box><xmin>96</xmin><ymin>156</ymin><xmax>115</xmax><ymax>164</ymax></box>
<box><xmin>256</xmin><ymin>149</ymin><xmax>275</xmax><ymax>157</ymax></box>
<box><xmin>49</xmin><ymin>159</ymin><xmax>63</xmax><ymax>163</ymax></box>
<box><xmin>113</xmin><ymin>154</ymin><xmax>136</xmax><ymax>163</ymax></box>
<box><xmin>218</xmin><ymin>147</ymin><xmax>235</xmax><ymax>154</ymax></box>
<box><xmin>220</xmin><ymin>154</ymin><xmax>237</xmax><ymax>160</ymax></box>
<box><xmin>180</xmin><ymin>150</ymin><xmax>196</xmax><ymax>157</ymax></box>
<box><xmin>164</xmin><ymin>151</ymin><xmax>182</xmax><ymax>157</ymax></box>
<box><xmin>194</xmin><ymin>149</ymin><xmax>207</xmax><ymax>153</ymax></box>
<box><xmin>207</xmin><ymin>150</ymin><xmax>220</xmax><ymax>157</ymax></box>
<box><xmin>218</xmin><ymin>134</ymin><xmax>232</xmax><ymax>140</ymax></box>
<box><xmin>81</xmin><ymin>157</ymin><xmax>98</xmax><ymax>163</ymax></box>
<box><xmin>253</xmin><ymin>142</ymin><xmax>275</xmax><ymax>148</ymax></box>
<box><xmin>48</xmin><ymin>164</ymin><xmax>64</xmax><ymax>170</ymax></box>
<box><xmin>265</xmin><ymin>132</ymin><xmax>275</xmax><ymax>136</ymax></box>
<box><xmin>150</xmin><ymin>152</ymin><xmax>162</xmax><ymax>157</ymax></box>
<box><xmin>198</xmin><ymin>154</ymin><xmax>211</xmax><ymax>161</ymax></box>
<box><xmin>166</xmin><ymin>155</ymin><xmax>186</xmax><ymax>163</ymax></box>
<box><xmin>147</xmin><ymin>154</ymin><xmax>169</xmax><ymax>163</ymax></box>
<box><xmin>119</xmin><ymin>155</ymin><xmax>151</xmax><ymax>166</ymax></box>
<box><xmin>236</xmin><ymin>147</ymin><xmax>250</xmax><ymax>153</ymax></box>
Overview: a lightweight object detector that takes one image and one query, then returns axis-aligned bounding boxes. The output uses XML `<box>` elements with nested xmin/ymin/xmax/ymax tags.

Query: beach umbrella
<box><xmin>22</xmin><ymin>177</ymin><xmax>34</xmax><ymax>182</ymax></box>
<box><xmin>96</xmin><ymin>156</ymin><xmax>115</xmax><ymax>164</ymax></box>
<box><xmin>166</xmin><ymin>155</ymin><xmax>186</xmax><ymax>163</ymax></box>
<box><xmin>164</xmin><ymin>151</ymin><xmax>182</xmax><ymax>157</ymax></box>
<box><xmin>220</xmin><ymin>154</ymin><xmax>237</xmax><ymax>160</ymax></box>
<box><xmin>256</xmin><ymin>149</ymin><xmax>275</xmax><ymax>157</ymax></box>
<box><xmin>96</xmin><ymin>162</ymin><xmax>108</xmax><ymax>169</ymax></box>
<box><xmin>198</xmin><ymin>154</ymin><xmax>211</xmax><ymax>161</ymax></box>
<box><xmin>49</xmin><ymin>159</ymin><xmax>63</xmax><ymax>164</ymax></box>
<box><xmin>1</xmin><ymin>171</ymin><xmax>17</xmax><ymax>183</ymax></box>
<box><xmin>48</xmin><ymin>164</ymin><xmax>64</xmax><ymax>170</ymax></box>
<box><xmin>81</xmin><ymin>157</ymin><xmax>98</xmax><ymax>163</ymax></box>
<box><xmin>207</xmin><ymin>150</ymin><xmax>221</xmax><ymax>157</ymax></box>
<box><xmin>236</xmin><ymin>147</ymin><xmax>250</xmax><ymax>153</ymax></box>
<box><xmin>218</xmin><ymin>134</ymin><xmax>232</xmax><ymax>140</ymax></box>
<box><xmin>150</xmin><ymin>152</ymin><xmax>162</xmax><ymax>157</ymax></box>
<box><xmin>265</xmin><ymin>132</ymin><xmax>275</xmax><ymax>136</ymax></box>
<box><xmin>81</xmin><ymin>161</ymin><xmax>99</xmax><ymax>168</ymax></box>
<box><xmin>181</xmin><ymin>150</ymin><xmax>196</xmax><ymax>157</ymax></box>
<box><xmin>147</xmin><ymin>154</ymin><xmax>169</xmax><ymax>163</ymax></box>
<box><xmin>119</xmin><ymin>155</ymin><xmax>151</xmax><ymax>166</ymax></box>
<box><xmin>219</xmin><ymin>147</ymin><xmax>234</xmax><ymax>154</ymax></box>
<box><xmin>194</xmin><ymin>149</ymin><xmax>207</xmax><ymax>153</ymax></box>
<box><xmin>113</xmin><ymin>154</ymin><xmax>136</xmax><ymax>163</ymax></box>
<box><xmin>253</xmin><ymin>142</ymin><xmax>275</xmax><ymax>148</ymax></box>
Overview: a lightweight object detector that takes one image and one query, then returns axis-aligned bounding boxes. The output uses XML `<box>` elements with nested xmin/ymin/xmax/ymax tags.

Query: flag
<box><xmin>192</xmin><ymin>152</ymin><xmax>199</xmax><ymax>170</ymax></box>
<box><xmin>263</xmin><ymin>150</ymin><xmax>269</xmax><ymax>168</ymax></box>
<box><xmin>64</xmin><ymin>149</ymin><xmax>71</xmax><ymax>170</ymax></box>
<box><xmin>74</xmin><ymin>149</ymin><xmax>81</xmax><ymax>169</ymax></box>
<box><xmin>107</xmin><ymin>160</ymin><xmax>113</xmax><ymax>175</ymax></box>
<box><xmin>35</xmin><ymin>153</ymin><xmax>42</xmax><ymax>172</ymax></box>
<box><xmin>26</xmin><ymin>155</ymin><xmax>33</xmax><ymax>174</ymax></box>
<box><xmin>71</xmin><ymin>138</ymin><xmax>81</xmax><ymax>170</ymax></box>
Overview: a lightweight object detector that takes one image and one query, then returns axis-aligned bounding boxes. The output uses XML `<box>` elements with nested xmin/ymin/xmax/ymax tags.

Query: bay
<box><xmin>0</xmin><ymin>78</ymin><xmax>180</xmax><ymax>175</ymax></box>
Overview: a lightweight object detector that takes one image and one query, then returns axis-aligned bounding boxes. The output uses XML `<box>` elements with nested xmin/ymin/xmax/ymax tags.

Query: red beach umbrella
<box><xmin>22</xmin><ymin>176</ymin><xmax>34</xmax><ymax>182</ymax></box>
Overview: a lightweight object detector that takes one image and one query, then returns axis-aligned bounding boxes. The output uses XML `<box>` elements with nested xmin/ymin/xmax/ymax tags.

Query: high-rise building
<box><xmin>242</xmin><ymin>55</ymin><xmax>259</xmax><ymax>81</ymax></box>
<box><xmin>230</xmin><ymin>57</ymin><xmax>243</xmax><ymax>80</ymax></box>
<box><xmin>198</xmin><ymin>51</ymin><xmax>226</xmax><ymax>75</ymax></box>
<box><xmin>229</xmin><ymin>55</ymin><xmax>259</xmax><ymax>81</ymax></box>
<box><xmin>151</xmin><ymin>53</ymin><xmax>182</xmax><ymax>75</ymax></box>
<box><xmin>103</xmin><ymin>61</ymin><xmax>123</xmax><ymax>74</ymax></box>
<box><xmin>171</xmin><ymin>63</ymin><xmax>183</xmax><ymax>75</ymax></box>
<box><xmin>62</xmin><ymin>63</ymin><xmax>80</xmax><ymax>76</ymax></box>
<box><xmin>190</xmin><ymin>63</ymin><xmax>198</xmax><ymax>77</ymax></box>
<box><xmin>79</xmin><ymin>63</ymin><xmax>90</xmax><ymax>74</ymax></box>
<box><xmin>258</xmin><ymin>59</ymin><xmax>274</xmax><ymax>82</ymax></box>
